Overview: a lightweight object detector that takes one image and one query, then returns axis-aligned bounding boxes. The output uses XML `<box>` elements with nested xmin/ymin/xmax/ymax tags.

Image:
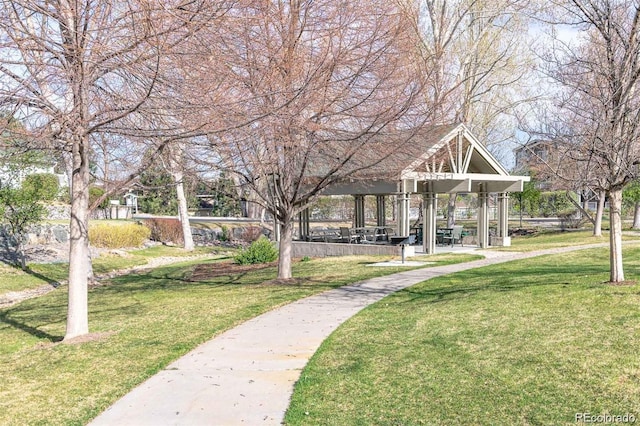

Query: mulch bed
<box><xmin>509</xmin><ymin>228</ymin><xmax>538</xmax><ymax>236</ymax></box>
<box><xmin>188</xmin><ymin>260</ymin><xmax>308</xmax><ymax>286</ymax></box>
<box><xmin>189</xmin><ymin>261</ymin><xmax>278</xmax><ymax>281</ymax></box>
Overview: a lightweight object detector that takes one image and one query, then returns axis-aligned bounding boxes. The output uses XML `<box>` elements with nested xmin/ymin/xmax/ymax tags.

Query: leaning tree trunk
<box><xmin>633</xmin><ymin>201</ymin><xmax>640</xmax><ymax>229</ymax></box>
<box><xmin>582</xmin><ymin>193</ymin><xmax>589</xmax><ymax>220</ymax></box>
<box><xmin>65</xmin><ymin>135</ymin><xmax>91</xmax><ymax>340</ymax></box>
<box><xmin>594</xmin><ymin>190</ymin><xmax>605</xmax><ymax>237</ymax></box>
<box><xmin>167</xmin><ymin>143</ymin><xmax>194</xmax><ymax>251</ymax></box>
<box><xmin>277</xmin><ymin>217</ymin><xmax>294</xmax><ymax>280</ymax></box>
<box><xmin>17</xmin><ymin>239</ymin><xmax>26</xmax><ymax>271</ymax></box>
<box><xmin>608</xmin><ymin>188</ymin><xmax>625</xmax><ymax>283</ymax></box>
<box><xmin>173</xmin><ymin>169</ymin><xmax>194</xmax><ymax>251</ymax></box>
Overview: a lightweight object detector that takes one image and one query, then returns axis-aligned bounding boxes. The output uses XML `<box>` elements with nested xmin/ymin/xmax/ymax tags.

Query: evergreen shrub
<box><xmin>22</xmin><ymin>173</ymin><xmax>59</xmax><ymax>201</ymax></box>
<box><xmin>234</xmin><ymin>236</ymin><xmax>278</xmax><ymax>265</ymax></box>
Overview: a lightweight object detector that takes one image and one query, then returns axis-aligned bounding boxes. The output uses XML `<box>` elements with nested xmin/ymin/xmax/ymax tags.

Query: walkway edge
<box><xmin>89</xmin><ymin>242</ymin><xmax>617</xmax><ymax>426</ymax></box>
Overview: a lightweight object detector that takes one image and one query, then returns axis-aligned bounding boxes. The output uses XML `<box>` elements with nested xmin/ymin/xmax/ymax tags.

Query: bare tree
<box><xmin>404</xmin><ymin>0</ymin><xmax>535</xmax><ymax>226</ymax></box>
<box><xmin>190</xmin><ymin>0</ymin><xmax>425</xmax><ymax>279</ymax></box>
<box><xmin>542</xmin><ymin>0</ymin><xmax>640</xmax><ymax>282</ymax></box>
<box><xmin>515</xmin><ymin>104</ymin><xmax>610</xmax><ymax>236</ymax></box>
<box><xmin>0</xmin><ymin>0</ymin><xmax>223</xmax><ymax>339</ymax></box>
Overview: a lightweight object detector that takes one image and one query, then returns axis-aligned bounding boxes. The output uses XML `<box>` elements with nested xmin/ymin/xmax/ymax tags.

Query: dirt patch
<box><xmin>32</xmin><ymin>331</ymin><xmax>117</xmax><ymax>349</ymax></box>
<box><xmin>189</xmin><ymin>261</ymin><xmax>277</xmax><ymax>281</ymax></box>
<box><xmin>61</xmin><ymin>331</ymin><xmax>117</xmax><ymax>345</ymax></box>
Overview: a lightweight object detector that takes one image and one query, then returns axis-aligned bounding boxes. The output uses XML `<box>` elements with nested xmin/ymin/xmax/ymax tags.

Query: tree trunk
<box><xmin>608</xmin><ymin>188</ymin><xmax>624</xmax><ymax>283</ymax></box>
<box><xmin>167</xmin><ymin>142</ymin><xmax>194</xmax><ymax>251</ymax></box>
<box><xmin>633</xmin><ymin>201</ymin><xmax>640</xmax><ymax>229</ymax></box>
<box><xmin>567</xmin><ymin>191</ymin><xmax>595</xmax><ymax>225</ymax></box>
<box><xmin>65</xmin><ymin>136</ymin><xmax>91</xmax><ymax>341</ymax></box>
<box><xmin>594</xmin><ymin>191</ymin><xmax>605</xmax><ymax>237</ymax></box>
<box><xmin>174</xmin><ymin>170</ymin><xmax>194</xmax><ymax>251</ymax></box>
<box><xmin>582</xmin><ymin>192</ymin><xmax>589</xmax><ymax>219</ymax></box>
<box><xmin>246</xmin><ymin>200</ymin><xmax>264</xmax><ymax>219</ymax></box>
<box><xmin>277</xmin><ymin>218</ymin><xmax>294</xmax><ymax>280</ymax></box>
<box><xmin>17</xmin><ymin>240</ymin><xmax>26</xmax><ymax>271</ymax></box>
<box><xmin>446</xmin><ymin>194</ymin><xmax>457</xmax><ymax>228</ymax></box>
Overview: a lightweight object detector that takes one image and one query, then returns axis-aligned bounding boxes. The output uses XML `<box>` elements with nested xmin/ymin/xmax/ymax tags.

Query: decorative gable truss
<box><xmin>402</xmin><ymin>124</ymin><xmax>525</xmax><ymax>194</ymax></box>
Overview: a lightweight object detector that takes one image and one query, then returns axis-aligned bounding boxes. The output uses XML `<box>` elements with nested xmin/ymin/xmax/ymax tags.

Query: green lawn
<box><xmin>0</xmin><ymin>245</ymin><xmax>223</xmax><ymax>296</ymax></box>
<box><xmin>498</xmin><ymin>229</ymin><xmax>640</xmax><ymax>252</ymax></box>
<box><xmin>0</xmin><ymin>252</ymin><xmax>475</xmax><ymax>425</ymax></box>
<box><xmin>285</xmin><ymin>246</ymin><xmax>640</xmax><ymax>425</ymax></box>
<box><xmin>508</xmin><ymin>229</ymin><xmax>608</xmax><ymax>251</ymax></box>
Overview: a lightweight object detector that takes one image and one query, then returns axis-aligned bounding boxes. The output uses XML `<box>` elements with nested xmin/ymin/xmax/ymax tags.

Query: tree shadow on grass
<box><xmin>0</xmin><ymin>249</ymin><xmax>65</xmax><ymax>288</ymax></box>
<box><xmin>0</xmin><ymin>304</ymin><xmax>65</xmax><ymax>342</ymax></box>
<box><xmin>98</xmin><ymin>270</ymin><xmax>256</xmax><ymax>294</ymax></box>
<box><xmin>94</xmin><ymin>263</ymin><xmax>339</xmax><ymax>298</ymax></box>
<box><xmin>23</xmin><ymin>266</ymin><xmax>63</xmax><ymax>288</ymax></box>
<box><xmin>395</xmin><ymin>262</ymin><xmax>613</xmax><ymax>305</ymax></box>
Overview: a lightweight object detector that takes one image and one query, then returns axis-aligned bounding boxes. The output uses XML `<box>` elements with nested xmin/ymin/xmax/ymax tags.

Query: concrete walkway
<box><xmin>90</xmin><ymin>243</ymin><xmax>609</xmax><ymax>426</ymax></box>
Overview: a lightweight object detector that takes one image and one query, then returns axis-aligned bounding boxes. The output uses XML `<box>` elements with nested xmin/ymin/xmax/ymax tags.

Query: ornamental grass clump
<box><xmin>234</xmin><ymin>236</ymin><xmax>278</xmax><ymax>265</ymax></box>
<box><xmin>89</xmin><ymin>223</ymin><xmax>151</xmax><ymax>249</ymax></box>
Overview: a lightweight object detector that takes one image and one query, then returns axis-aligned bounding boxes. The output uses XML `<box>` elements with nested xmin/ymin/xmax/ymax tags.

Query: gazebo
<box><xmin>299</xmin><ymin>123</ymin><xmax>529</xmax><ymax>254</ymax></box>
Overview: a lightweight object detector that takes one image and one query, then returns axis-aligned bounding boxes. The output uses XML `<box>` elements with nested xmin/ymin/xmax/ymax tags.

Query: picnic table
<box><xmin>352</xmin><ymin>227</ymin><xmax>394</xmax><ymax>244</ymax></box>
<box><xmin>437</xmin><ymin>226</ymin><xmax>466</xmax><ymax>246</ymax></box>
<box><xmin>307</xmin><ymin>229</ymin><xmax>340</xmax><ymax>242</ymax></box>
<box><xmin>436</xmin><ymin>228</ymin><xmax>453</xmax><ymax>246</ymax></box>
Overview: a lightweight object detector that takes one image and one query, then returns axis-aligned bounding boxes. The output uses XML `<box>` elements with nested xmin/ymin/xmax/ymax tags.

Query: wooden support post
<box><xmin>354</xmin><ymin>195</ymin><xmax>366</xmax><ymax>228</ymax></box>
<box><xmin>298</xmin><ymin>208</ymin><xmax>310</xmax><ymax>240</ymax></box>
<box><xmin>397</xmin><ymin>179</ymin><xmax>412</xmax><ymax>236</ymax></box>
<box><xmin>376</xmin><ymin>195</ymin><xmax>386</xmax><ymax>227</ymax></box>
<box><xmin>397</xmin><ymin>193</ymin><xmax>410</xmax><ymax>236</ymax></box>
<box><xmin>477</xmin><ymin>187</ymin><xmax>489</xmax><ymax>248</ymax></box>
<box><xmin>496</xmin><ymin>193</ymin><xmax>511</xmax><ymax>247</ymax></box>
<box><xmin>498</xmin><ymin>193</ymin><xmax>509</xmax><ymax>238</ymax></box>
<box><xmin>423</xmin><ymin>190</ymin><xmax>437</xmax><ymax>254</ymax></box>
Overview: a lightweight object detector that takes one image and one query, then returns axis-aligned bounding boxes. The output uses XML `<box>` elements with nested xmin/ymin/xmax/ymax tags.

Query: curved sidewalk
<box><xmin>90</xmin><ymin>243</ymin><xmax>607</xmax><ymax>426</ymax></box>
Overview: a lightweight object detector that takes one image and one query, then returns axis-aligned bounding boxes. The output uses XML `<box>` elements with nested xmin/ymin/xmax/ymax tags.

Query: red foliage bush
<box><xmin>240</xmin><ymin>226</ymin><xmax>263</xmax><ymax>243</ymax></box>
<box><xmin>143</xmin><ymin>218</ymin><xmax>184</xmax><ymax>245</ymax></box>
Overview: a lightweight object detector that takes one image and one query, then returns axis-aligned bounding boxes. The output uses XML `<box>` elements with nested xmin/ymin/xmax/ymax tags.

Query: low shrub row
<box><xmin>89</xmin><ymin>220</ymin><xmax>269</xmax><ymax>251</ymax></box>
<box><xmin>89</xmin><ymin>223</ymin><xmax>151</xmax><ymax>249</ymax></box>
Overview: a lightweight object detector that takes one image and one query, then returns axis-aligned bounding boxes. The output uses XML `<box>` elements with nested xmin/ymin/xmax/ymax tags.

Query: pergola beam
<box><xmin>418</xmin><ymin>179</ymin><xmax>471</xmax><ymax>194</ymax></box>
<box><xmin>321</xmin><ymin>180</ymin><xmax>398</xmax><ymax>196</ymax></box>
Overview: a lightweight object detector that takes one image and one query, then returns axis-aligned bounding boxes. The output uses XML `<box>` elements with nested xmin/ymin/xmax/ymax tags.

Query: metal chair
<box><xmin>339</xmin><ymin>227</ymin><xmax>358</xmax><ymax>243</ymax></box>
<box><xmin>444</xmin><ymin>225</ymin><xmax>464</xmax><ymax>246</ymax></box>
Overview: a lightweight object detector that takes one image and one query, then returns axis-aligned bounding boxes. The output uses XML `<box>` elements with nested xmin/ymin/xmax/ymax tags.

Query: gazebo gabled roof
<box><xmin>322</xmin><ymin>123</ymin><xmax>528</xmax><ymax>196</ymax></box>
<box><xmin>401</xmin><ymin>123</ymin><xmax>528</xmax><ymax>193</ymax></box>
<box><xmin>402</xmin><ymin>123</ymin><xmax>508</xmax><ymax>177</ymax></box>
